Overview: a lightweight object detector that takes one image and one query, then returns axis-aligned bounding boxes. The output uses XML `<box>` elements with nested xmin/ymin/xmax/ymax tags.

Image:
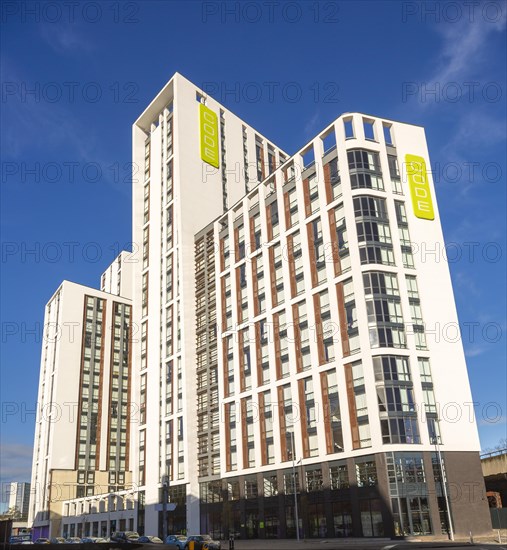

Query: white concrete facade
<box><xmin>132</xmin><ymin>74</ymin><xmax>486</xmax><ymax>538</ymax></box>
<box><xmin>100</xmin><ymin>251</ymin><xmax>134</xmax><ymax>299</ymax></box>
<box><xmin>28</xmin><ymin>255</ymin><xmax>133</xmax><ymax>539</ymax></box>
<box><xmin>132</xmin><ymin>73</ymin><xmax>287</xmax><ymax>535</ymax></box>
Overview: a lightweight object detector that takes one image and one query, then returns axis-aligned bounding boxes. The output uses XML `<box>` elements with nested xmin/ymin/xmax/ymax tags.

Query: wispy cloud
<box><xmin>478</xmin><ymin>415</ymin><xmax>506</xmax><ymax>428</ymax></box>
<box><xmin>0</xmin><ymin>57</ymin><xmax>98</xmax><ymax>159</ymax></box>
<box><xmin>429</xmin><ymin>12</ymin><xmax>506</xmax><ymax>86</ymax></box>
<box><xmin>441</xmin><ymin>109</ymin><xmax>507</xmax><ymax>159</ymax></box>
<box><xmin>0</xmin><ymin>58</ymin><xmax>130</xmax><ymax>198</ymax></box>
<box><xmin>0</xmin><ymin>442</ymin><xmax>33</xmax><ymax>485</ymax></box>
<box><xmin>39</xmin><ymin>23</ymin><xmax>95</xmax><ymax>55</ymax></box>
<box><xmin>452</xmin><ymin>269</ymin><xmax>482</xmax><ymax>297</ymax></box>
<box><xmin>465</xmin><ymin>344</ymin><xmax>491</xmax><ymax>358</ymax></box>
<box><xmin>304</xmin><ymin>111</ymin><xmax>320</xmax><ymax>139</ymax></box>
<box><xmin>399</xmin><ymin>2</ymin><xmax>507</xmax><ymax>185</ymax></box>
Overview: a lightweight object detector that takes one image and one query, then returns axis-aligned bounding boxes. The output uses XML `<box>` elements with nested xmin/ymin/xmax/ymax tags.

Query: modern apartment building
<box><xmin>29</xmin><ymin>73</ymin><xmax>491</xmax><ymax>540</ymax></box>
<box><xmin>131</xmin><ymin>74</ymin><xmax>288</xmax><ymax>537</ymax></box>
<box><xmin>131</xmin><ymin>73</ymin><xmax>491</xmax><ymax>539</ymax></box>
<box><xmin>28</xmin><ymin>255</ymin><xmax>133</xmax><ymax>539</ymax></box>
<box><xmin>5</xmin><ymin>482</ymin><xmax>31</xmax><ymax>519</ymax></box>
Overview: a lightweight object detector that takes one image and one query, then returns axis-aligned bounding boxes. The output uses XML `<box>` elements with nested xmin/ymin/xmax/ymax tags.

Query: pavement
<box><xmin>225</xmin><ymin>533</ymin><xmax>507</xmax><ymax>550</ymax></box>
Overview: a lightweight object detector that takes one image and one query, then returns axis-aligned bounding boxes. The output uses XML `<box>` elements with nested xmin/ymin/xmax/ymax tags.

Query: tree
<box><xmin>482</xmin><ymin>438</ymin><xmax>507</xmax><ymax>455</ymax></box>
<box><xmin>1</xmin><ymin>506</ymin><xmax>22</xmax><ymax>520</ymax></box>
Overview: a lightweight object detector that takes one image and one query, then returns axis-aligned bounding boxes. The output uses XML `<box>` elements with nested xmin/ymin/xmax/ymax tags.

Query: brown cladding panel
<box><xmin>283</xmin><ymin>190</ymin><xmax>291</xmax><ymax>230</ymax></box>
<box><xmin>327</xmin><ymin>209</ymin><xmax>342</xmax><ymax>277</ymax></box>
<box><xmin>303</xmin><ymin>178</ymin><xmax>311</xmax><ymax>217</ymax></box>
<box><xmin>306</xmin><ymin>223</ymin><xmax>318</xmax><ymax>288</ymax></box>
<box><xmin>323</xmin><ymin>162</ymin><xmax>332</xmax><ymax>204</ymax></box>
<box><xmin>238</xmin><ymin>330</ymin><xmax>246</xmax><ymax>393</ymax></box>
<box><xmin>313</xmin><ymin>294</ymin><xmax>325</xmax><ymax>365</ymax></box>
<box><xmin>268</xmin><ymin>246</ymin><xmax>277</xmax><ymax>307</ymax></box>
<box><xmin>292</xmin><ymin>304</ymin><xmax>302</xmax><ymax>373</ymax></box>
<box><xmin>258</xmin><ymin>392</ymin><xmax>267</xmax><ymax>466</ymax></box>
<box><xmin>249</xmin><ymin>215</ymin><xmax>256</xmax><ymax>253</ymax></box>
<box><xmin>298</xmin><ymin>379</ymin><xmax>310</xmax><ymax>458</ymax></box>
<box><xmin>273</xmin><ymin>313</ymin><xmax>282</xmax><ymax>380</ymax></box>
<box><xmin>252</xmin><ymin>257</ymin><xmax>259</xmax><ymax>317</ymax></box>
<box><xmin>287</xmin><ymin>234</ymin><xmax>297</xmax><ymax>299</ymax></box>
<box><xmin>320</xmin><ymin>371</ymin><xmax>333</xmax><ymax>454</ymax></box>
<box><xmin>222</xmin><ymin>338</ymin><xmax>229</xmax><ymax>397</ymax></box>
<box><xmin>277</xmin><ymin>386</ymin><xmax>287</xmax><ymax>462</ymax></box>
<box><xmin>266</xmin><ymin>203</ymin><xmax>273</xmax><ymax>242</ymax></box>
<box><xmin>241</xmin><ymin>398</ymin><xmax>248</xmax><ymax>470</ymax></box>
<box><xmin>344</xmin><ymin>362</ymin><xmax>360</xmax><ymax>450</ymax></box>
<box><xmin>125</xmin><ymin>304</ymin><xmax>132</xmax><ymax>470</ymax></box>
<box><xmin>224</xmin><ymin>403</ymin><xmax>232</xmax><ymax>472</ymax></box>
<box><xmin>255</xmin><ymin>322</ymin><xmax>262</xmax><ymax>387</ymax></box>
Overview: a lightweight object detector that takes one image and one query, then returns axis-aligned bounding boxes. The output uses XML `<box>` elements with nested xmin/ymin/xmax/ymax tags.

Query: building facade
<box><xmin>29</xmin><ymin>73</ymin><xmax>491</xmax><ymax>540</ymax></box>
<box><xmin>28</xmin><ymin>256</ymin><xmax>133</xmax><ymax>539</ymax></box>
<box><xmin>131</xmin><ymin>74</ymin><xmax>287</xmax><ymax>536</ymax></box>
<box><xmin>5</xmin><ymin>482</ymin><xmax>31</xmax><ymax>519</ymax></box>
<box><xmin>131</xmin><ymin>73</ymin><xmax>490</xmax><ymax>539</ymax></box>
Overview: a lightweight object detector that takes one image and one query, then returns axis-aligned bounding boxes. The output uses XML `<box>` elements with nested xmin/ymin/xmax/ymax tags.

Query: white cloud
<box><xmin>429</xmin><ymin>11</ymin><xmax>506</xmax><ymax>86</ymax></box>
<box><xmin>0</xmin><ymin>443</ymin><xmax>33</xmax><ymax>485</ymax></box>
<box><xmin>39</xmin><ymin>23</ymin><xmax>94</xmax><ymax>56</ymax></box>
<box><xmin>304</xmin><ymin>111</ymin><xmax>320</xmax><ymax>138</ymax></box>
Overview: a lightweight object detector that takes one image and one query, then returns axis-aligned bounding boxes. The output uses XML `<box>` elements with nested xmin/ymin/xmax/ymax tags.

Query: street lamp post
<box><xmin>431</xmin><ymin>418</ymin><xmax>454</xmax><ymax>542</ymax></box>
<box><xmin>434</xmin><ymin>438</ymin><xmax>454</xmax><ymax>541</ymax></box>
<box><xmin>161</xmin><ymin>474</ymin><xmax>169</xmax><ymax>542</ymax></box>
<box><xmin>290</xmin><ymin>431</ymin><xmax>300</xmax><ymax>542</ymax></box>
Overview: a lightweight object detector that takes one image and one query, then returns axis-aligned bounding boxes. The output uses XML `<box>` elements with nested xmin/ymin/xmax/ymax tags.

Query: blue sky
<box><xmin>1</xmin><ymin>1</ymin><xmax>506</xmax><ymax>496</ymax></box>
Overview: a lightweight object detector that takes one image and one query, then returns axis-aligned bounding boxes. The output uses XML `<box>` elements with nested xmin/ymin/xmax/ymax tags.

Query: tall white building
<box><xmin>130</xmin><ymin>73</ymin><xmax>491</xmax><ymax>539</ymax></box>
<box><xmin>5</xmin><ymin>482</ymin><xmax>31</xmax><ymax>519</ymax></box>
<box><xmin>28</xmin><ymin>255</ymin><xmax>133</xmax><ymax>539</ymax></box>
<box><xmin>132</xmin><ymin>73</ymin><xmax>288</xmax><ymax>536</ymax></box>
<box><xmin>30</xmin><ymin>73</ymin><xmax>491</xmax><ymax>541</ymax></box>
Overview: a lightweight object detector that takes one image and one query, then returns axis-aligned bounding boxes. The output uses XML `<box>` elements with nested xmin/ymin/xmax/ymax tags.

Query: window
<box><xmin>348</xmin><ymin>149</ymin><xmax>384</xmax><ymax>191</ymax></box>
<box><xmin>330</xmin><ymin>464</ymin><xmax>349</xmax><ymax>489</ymax></box>
<box><xmin>363</xmin><ymin>119</ymin><xmax>375</xmax><ymax>141</ymax></box>
<box><xmin>263</xmin><ymin>474</ymin><xmax>278</xmax><ymax>497</ymax></box>
<box><xmin>347</xmin><ymin>361</ymin><xmax>371</xmax><ymax>448</ymax></box>
<box><xmin>369</xmin><ymin>325</ymin><xmax>406</xmax><ymax>349</ymax></box>
<box><xmin>309</xmin><ymin>218</ymin><xmax>326</xmax><ymax>285</ymax></box>
<box><xmin>351</xmin><ymin>172</ymin><xmax>385</xmax><ymax>191</ymax></box>
<box><xmin>373</xmin><ymin>355</ymin><xmax>411</xmax><ymax>382</ymax></box>
<box><xmin>307</xmin><ymin>174</ymin><xmax>319</xmax><ymax>214</ymax></box>
<box><xmin>366</xmin><ymin>298</ymin><xmax>403</xmax><ymax>326</ymax></box>
<box><xmin>306</xmin><ymin>468</ymin><xmax>323</xmax><ymax>492</ymax></box>
<box><xmin>236</xmin><ymin>224</ymin><xmax>245</xmax><ymax>260</ymax></box>
<box><xmin>344</xmin><ymin>118</ymin><xmax>354</xmax><ymax>139</ymax></box>
<box><xmin>302</xmin><ymin>146</ymin><xmax>315</xmax><ymax>168</ymax></box>
<box><xmin>356</xmin><ymin>220</ymin><xmax>392</xmax><ymax>245</ymax></box>
<box><xmin>354</xmin><ymin>196</ymin><xmax>388</xmax><ymax>220</ymax></box>
<box><xmin>388</xmin><ymin>155</ymin><xmax>400</xmax><ymax>179</ymax></box>
<box><xmin>322</xmin><ymin>370</ymin><xmax>343</xmax><ymax>453</ymax></box>
<box><xmin>286</xmin><ymin>187</ymin><xmax>299</xmax><ymax>228</ymax></box>
<box><xmin>348</xmin><ymin>149</ymin><xmax>380</xmax><ymax>172</ymax></box>
<box><xmin>356</xmin><ymin>460</ymin><xmax>377</xmax><ymax>487</ymax></box>
<box><xmin>359</xmin><ymin>244</ymin><xmax>395</xmax><ymax>266</ymax></box>
<box><xmin>383</xmin><ymin>123</ymin><xmax>393</xmax><ymax>145</ymax></box>
<box><xmin>381</xmin><ymin>416</ymin><xmax>420</xmax><ymax>444</ymax></box>
<box><xmin>245</xmin><ymin>478</ymin><xmax>258</xmax><ymax>499</ymax></box>
<box><xmin>302</xmin><ymin>377</ymin><xmax>318</xmax><ymax>457</ymax></box>
<box><xmin>325</xmin><ymin>157</ymin><xmax>341</xmax><ymax>201</ymax></box>
<box><xmin>284</xmin><ymin>471</ymin><xmax>300</xmax><ymax>494</ymax></box>
<box><xmin>322</xmin><ymin>128</ymin><xmax>337</xmax><ymax>154</ymax></box>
